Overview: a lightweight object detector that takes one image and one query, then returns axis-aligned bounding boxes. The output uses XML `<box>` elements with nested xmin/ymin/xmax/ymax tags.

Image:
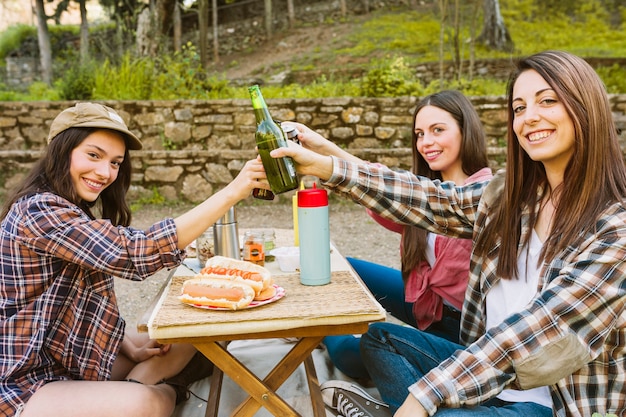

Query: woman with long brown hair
<box><xmin>283</xmin><ymin>90</ymin><xmax>491</xmax><ymax>414</ymax></box>
<box><xmin>275</xmin><ymin>51</ymin><xmax>626</xmax><ymax>417</ymax></box>
<box><xmin>0</xmin><ymin>103</ymin><xmax>270</xmax><ymax>417</ymax></box>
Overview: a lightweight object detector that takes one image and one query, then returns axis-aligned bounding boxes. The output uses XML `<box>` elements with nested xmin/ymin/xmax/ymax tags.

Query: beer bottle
<box><xmin>248</xmin><ymin>85</ymin><xmax>298</xmax><ymax>198</ymax></box>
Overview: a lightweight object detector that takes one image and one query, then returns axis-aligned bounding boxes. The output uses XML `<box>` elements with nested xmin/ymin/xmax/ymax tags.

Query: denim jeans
<box><xmin>360</xmin><ymin>322</ymin><xmax>552</xmax><ymax>416</ymax></box>
<box><xmin>324</xmin><ymin>258</ymin><xmax>462</xmax><ymax>380</ymax></box>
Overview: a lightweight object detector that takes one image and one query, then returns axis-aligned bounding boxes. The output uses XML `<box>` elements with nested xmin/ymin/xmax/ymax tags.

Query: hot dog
<box><xmin>198</xmin><ymin>255</ymin><xmax>272</xmax><ymax>295</ymax></box>
<box><xmin>179</xmin><ymin>278</ymin><xmax>256</xmax><ymax>310</ymax></box>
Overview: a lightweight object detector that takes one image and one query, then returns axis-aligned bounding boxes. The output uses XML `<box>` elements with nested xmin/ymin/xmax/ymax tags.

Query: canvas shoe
<box><xmin>320</xmin><ymin>380</ymin><xmax>391</xmax><ymax>417</ymax></box>
<box><xmin>161</xmin><ymin>351</ymin><xmax>214</xmax><ymax>404</ymax></box>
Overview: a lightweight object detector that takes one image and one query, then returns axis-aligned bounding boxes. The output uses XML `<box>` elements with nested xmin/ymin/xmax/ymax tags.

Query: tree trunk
<box><xmin>212</xmin><ymin>0</ymin><xmax>219</xmax><ymax>63</ymax></box>
<box><xmin>477</xmin><ymin>0</ymin><xmax>513</xmax><ymax>52</ymax></box>
<box><xmin>173</xmin><ymin>1</ymin><xmax>181</xmax><ymax>52</ymax></box>
<box><xmin>452</xmin><ymin>0</ymin><xmax>461</xmax><ymax>81</ymax></box>
<box><xmin>437</xmin><ymin>0</ymin><xmax>447</xmax><ymax>89</ymax></box>
<box><xmin>156</xmin><ymin>0</ymin><xmax>177</xmax><ymax>49</ymax></box>
<box><xmin>468</xmin><ymin>0</ymin><xmax>481</xmax><ymax>81</ymax></box>
<box><xmin>362</xmin><ymin>0</ymin><xmax>370</xmax><ymax>13</ymax></box>
<box><xmin>287</xmin><ymin>0</ymin><xmax>295</xmax><ymax>28</ymax></box>
<box><xmin>78</xmin><ymin>0</ymin><xmax>89</xmax><ymax>64</ymax></box>
<box><xmin>198</xmin><ymin>0</ymin><xmax>208</xmax><ymax>67</ymax></box>
<box><xmin>340</xmin><ymin>0</ymin><xmax>347</xmax><ymax>17</ymax></box>
<box><xmin>136</xmin><ymin>5</ymin><xmax>159</xmax><ymax>57</ymax></box>
<box><xmin>264</xmin><ymin>0</ymin><xmax>272</xmax><ymax>40</ymax></box>
<box><xmin>34</xmin><ymin>0</ymin><xmax>52</xmax><ymax>85</ymax></box>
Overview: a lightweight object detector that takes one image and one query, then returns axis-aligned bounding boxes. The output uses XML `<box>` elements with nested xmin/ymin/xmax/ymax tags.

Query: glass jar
<box><xmin>242</xmin><ymin>231</ymin><xmax>265</xmax><ymax>266</ymax></box>
<box><xmin>196</xmin><ymin>228</ymin><xmax>215</xmax><ymax>268</ymax></box>
<box><xmin>262</xmin><ymin>229</ymin><xmax>276</xmax><ymax>262</ymax></box>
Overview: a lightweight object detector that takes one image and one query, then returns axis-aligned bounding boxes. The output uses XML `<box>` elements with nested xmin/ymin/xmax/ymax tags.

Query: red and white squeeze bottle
<box><xmin>297</xmin><ymin>183</ymin><xmax>331</xmax><ymax>286</ymax></box>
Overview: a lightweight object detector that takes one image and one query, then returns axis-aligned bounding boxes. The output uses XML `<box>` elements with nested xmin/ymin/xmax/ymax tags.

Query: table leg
<box><xmin>205</xmin><ymin>342</ymin><xmax>228</xmax><ymax>417</ymax></box>
<box><xmin>195</xmin><ymin>341</ymin><xmax>301</xmax><ymax>417</ymax></box>
<box><xmin>304</xmin><ymin>354</ymin><xmax>326</xmax><ymax>417</ymax></box>
<box><xmin>231</xmin><ymin>337</ymin><xmax>324</xmax><ymax>416</ymax></box>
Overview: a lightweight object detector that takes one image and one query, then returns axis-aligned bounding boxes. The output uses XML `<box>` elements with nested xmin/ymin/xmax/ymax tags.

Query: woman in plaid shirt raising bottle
<box><xmin>0</xmin><ymin>103</ymin><xmax>271</xmax><ymax>417</ymax></box>
<box><xmin>274</xmin><ymin>50</ymin><xmax>626</xmax><ymax>417</ymax></box>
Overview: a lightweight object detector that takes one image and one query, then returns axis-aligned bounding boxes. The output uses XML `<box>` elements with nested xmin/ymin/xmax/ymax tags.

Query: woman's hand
<box><xmin>270</xmin><ymin>141</ymin><xmax>334</xmax><ymax>181</ymax></box>
<box><xmin>224</xmin><ymin>157</ymin><xmax>270</xmax><ymax>201</ymax></box>
<box><xmin>282</xmin><ymin>121</ymin><xmax>364</xmax><ymax>163</ymax></box>
<box><xmin>394</xmin><ymin>394</ymin><xmax>429</xmax><ymax>417</ymax></box>
<box><xmin>121</xmin><ymin>329</ymin><xmax>172</xmax><ymax>363</ymax></box>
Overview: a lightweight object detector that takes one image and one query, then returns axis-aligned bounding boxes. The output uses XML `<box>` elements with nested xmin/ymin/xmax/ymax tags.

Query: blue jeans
<box><xmin>360</xmin><ymin>322</ymin><xmax>552</xmax><ymax>416</ymax></box>
<box><xmin>324</xmin><ymin>258</ymin><xmax>461</xmax><ymax>380</ymax></box>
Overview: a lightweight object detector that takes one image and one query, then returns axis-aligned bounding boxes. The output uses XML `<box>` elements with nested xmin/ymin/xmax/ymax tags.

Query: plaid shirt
<box><xmin>0</xmin><ymin>193</ymin><xmax>183</xmax><ymax>415</ymax></box>
<box><xmin>325</xmin><ymin>158</ymin><xmax>626</xmax><ymax>417</ymax></box>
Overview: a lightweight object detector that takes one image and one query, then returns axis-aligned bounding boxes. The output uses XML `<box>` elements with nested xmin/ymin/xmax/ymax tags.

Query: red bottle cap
<box><xmin>297</xmin><ymin>183</ymin><xmax>328</xmax><ymax>207</ymax></box>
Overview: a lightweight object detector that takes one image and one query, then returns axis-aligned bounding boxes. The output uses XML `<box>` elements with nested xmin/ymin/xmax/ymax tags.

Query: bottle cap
<box><xmin>297</xmin><ymin>183</ymin><xmax>328</xmax><ymax>207</ymax></box>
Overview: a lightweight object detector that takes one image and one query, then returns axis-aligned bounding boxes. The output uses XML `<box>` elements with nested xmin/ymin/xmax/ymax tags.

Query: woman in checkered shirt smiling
<box><xmin>0</xmin><ymin>103</ymin><xmax>271</xmax><ymax>417</ymax></box>
<box><xmin>275</xmin><ymin>50</ymin><xmax>626</xmax><ymax>417</ymax></box>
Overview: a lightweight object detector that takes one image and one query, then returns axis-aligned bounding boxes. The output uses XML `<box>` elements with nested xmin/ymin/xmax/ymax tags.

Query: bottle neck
<box><xmin>253</xmin><ymin>107</ymin><xmax>272</xmax><ymax>124</ymax></box>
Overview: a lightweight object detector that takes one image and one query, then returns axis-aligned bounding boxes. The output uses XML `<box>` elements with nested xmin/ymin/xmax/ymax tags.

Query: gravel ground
<box><xmin>116</xmin><ymin>200</ymin><xmax>401</xmax><ymax>325</ymax></box>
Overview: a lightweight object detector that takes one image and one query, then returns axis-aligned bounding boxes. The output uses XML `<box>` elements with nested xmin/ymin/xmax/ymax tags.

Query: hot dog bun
<box><xmin>179</xmin><ymin>278</ymin><xmax>256</xmax><ymax>310</ymax></box>
<box><xmin>253</xmin><ymin>283</ymin><xmax>276</xmax><ymax>301</ymax></box>
<box><xmin>198</xmin><ymin>255</ymin><xmax>272</xmax><ymax>295</ymax></box>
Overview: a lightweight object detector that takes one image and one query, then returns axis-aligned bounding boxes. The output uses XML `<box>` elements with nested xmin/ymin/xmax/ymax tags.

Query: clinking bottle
<box><xmin>248</xmin><ymin>85</ymin><xmax>298</xmax><ymax>199</ymax></box>
<box><xmin>297</xmin><ymin>183</ymin><xmax>331</xmax><ymax>286</ymax></box>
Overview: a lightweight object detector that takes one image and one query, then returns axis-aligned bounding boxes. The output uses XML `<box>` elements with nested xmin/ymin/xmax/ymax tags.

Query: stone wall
<box><xmin>1</xmin><ymin>96</ymin><xmax>625</xmax><ymax>203</ymax></box>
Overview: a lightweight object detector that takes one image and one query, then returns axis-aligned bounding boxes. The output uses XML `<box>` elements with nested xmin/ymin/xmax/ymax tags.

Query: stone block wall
<box><xmin>1</xmin><ymin>96</ymin><xmax>625</xmax><ymax>203</ymax></box>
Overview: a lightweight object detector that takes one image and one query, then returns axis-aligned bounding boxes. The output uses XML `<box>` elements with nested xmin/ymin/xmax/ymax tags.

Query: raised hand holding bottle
<box><xmin>248</xmin><ymin>85</ymin><xmax>298</xmax><ymax>198</ymax></box>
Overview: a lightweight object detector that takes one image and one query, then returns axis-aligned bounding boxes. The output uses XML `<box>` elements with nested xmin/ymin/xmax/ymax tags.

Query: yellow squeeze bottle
<box><xmin>293</xmin><ymin>181</ymin><xmax>305</xmax><ymax>246</ymax></box>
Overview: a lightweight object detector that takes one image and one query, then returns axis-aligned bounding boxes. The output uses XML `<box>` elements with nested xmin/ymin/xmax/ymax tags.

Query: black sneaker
<box><xmin>320</xmin><ymin>380</ymin><xmax>391</xmax><ymax>417</ymax></box>
<box><xmin>161</xmin><ymin>351</ymin><xmax>214</xmax><ymax>404</ymax></box>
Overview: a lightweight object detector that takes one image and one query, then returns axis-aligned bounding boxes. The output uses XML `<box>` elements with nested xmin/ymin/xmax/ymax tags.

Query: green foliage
<box><xmin>422</xmin><ymin>77</ymin><xmax>507</xmax><ymax>97</ymax></box>
<box><xmin>130</xmin><ymin>187</ymin><xmax>167</xmax><ymax>212</ymax></box>
<box><xmin>501</xmin><ymin>0</ymin><xmax>626</xmax><ymax>56</ymax></box>
<box><xmin>26</xmin><ymin>82</ymin><xmax>61</xmax><ymax>101</ymax></box>
<box><xmin>92</xmin><ymin>53</ymin><xmax>155</xmax><ymax>100</ymax></box>
<box><xmin>2</xmin><ymin>0</ymin><xmax>626</xmax><ymax>100</ymax></box>
<box><xmin>56</xmin><ymin>60</ymin><xmax>97</xmax><ymax>100</ymax></box>
<box><xmin>151</xmin><ymin>43</ymin><xmax>233</xmax><ymax>100</ymax></box>
<box><xmin>90</xmin><ymin>44</ymin><xmax>234</xmax><ymax>100</ymax></box>
<box><xmin>596</xmin><ymin>64</ymin><xmax>626</xmax><ymax>94</ymax></box>
<box><xmin>360</xmin><ymin>56</ymin><xmax>423</xmax><ymax>97</ymax></box>
<box><xmin>0</xmin><ymin>24</ymin><xmax>36</xmax><ymax>61</ymax></box>
<box><xmin>342</xmin><ymin>10</ymin><xmax>441</xmax><ymax>60</ymax></box>
<box><xmin>260</xmin><ymin>76</ymin><xmax>362</xmax><ymax>99</ymax></box>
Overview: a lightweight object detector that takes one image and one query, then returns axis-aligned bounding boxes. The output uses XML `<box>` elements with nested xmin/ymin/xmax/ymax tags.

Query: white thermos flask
<box><xmin>297</xmin><ymin>183</ymin><xmax>331</xmax><ymax>285</ymax></box>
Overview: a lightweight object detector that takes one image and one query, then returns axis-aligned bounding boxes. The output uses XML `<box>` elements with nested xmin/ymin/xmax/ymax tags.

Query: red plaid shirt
<box><xmin>0</xmin><ymin>193</ymin><xmax>183</xmax><ymax>415</ymax></box>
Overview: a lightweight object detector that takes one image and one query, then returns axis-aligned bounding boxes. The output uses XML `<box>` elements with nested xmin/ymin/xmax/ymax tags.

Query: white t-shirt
<box><xmin>485</xmin><ymin>229</ymin><xmax>553</xmax><ymax>409</ymax></box>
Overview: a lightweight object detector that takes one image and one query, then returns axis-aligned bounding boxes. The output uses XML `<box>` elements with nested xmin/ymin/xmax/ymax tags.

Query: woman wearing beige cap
<box><xmin>0</xmin><ymin>102</ymin><xmax>271</xmax><ymax>417</ymax></box>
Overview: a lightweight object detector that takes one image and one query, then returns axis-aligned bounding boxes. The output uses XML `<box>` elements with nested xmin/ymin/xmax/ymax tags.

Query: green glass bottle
<box><xmin>248</xmin><ymin>85</ymin><xmax>298</xmax><ymax>198</ymax></box>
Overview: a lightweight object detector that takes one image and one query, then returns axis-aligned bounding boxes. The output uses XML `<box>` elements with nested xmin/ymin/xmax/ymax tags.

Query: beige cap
<box><xmin>47</xmin><ymin>102</ymin><xmax>142</xmax><ymax>150</ymax></box>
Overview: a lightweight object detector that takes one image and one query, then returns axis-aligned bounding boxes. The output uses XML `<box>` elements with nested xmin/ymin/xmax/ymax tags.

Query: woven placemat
<box><xmin>150</xmin><ymin>270</ymin><xmax>383</xmax><ymax>329</ymax></box>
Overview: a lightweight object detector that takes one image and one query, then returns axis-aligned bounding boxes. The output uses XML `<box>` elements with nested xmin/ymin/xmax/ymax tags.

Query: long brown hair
<box><xmin>474</xmin><ymin>50</ymin><xmax>626</xmax><ymax>279</ymax></box>
<box><xmin>402</xmin><ymin>90</ymin><xmax>489</xmax><ymax>281</ymax></box>
<box><xmin>1</xmin><ymin>127</ymin><xmax>134</xmax><ymax>226</ymax></box>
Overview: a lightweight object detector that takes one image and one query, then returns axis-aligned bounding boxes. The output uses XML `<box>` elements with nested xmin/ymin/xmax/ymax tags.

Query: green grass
<box><xmin>1</xmin><ymin>0</ymin><xmax>625</xmax><ymax>100</ymax></box>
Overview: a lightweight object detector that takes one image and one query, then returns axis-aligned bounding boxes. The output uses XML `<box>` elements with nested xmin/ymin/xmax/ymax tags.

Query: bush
<box><xmin>56</xmin><ymin>60</ymin><xmax>97</xmax><ymax>100</ymax></box>
<box><xmin>92</xmin><ymin>53</ymin><xmax>154</xmax><ymax>100</ymax></box>
<box><xmin>360</xmin><ymin>55</ymin><xmax>423</xmax><ymax>97</ymax></box>
<box><xmin>595</xmin><ymin>64</ymin><xmax>626</xmax><ymax>94</ymax></box>
<box><xmin>0</xmin><ymin>24</ymin><xmax>36</xmax><ymax>61</ymax></box>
